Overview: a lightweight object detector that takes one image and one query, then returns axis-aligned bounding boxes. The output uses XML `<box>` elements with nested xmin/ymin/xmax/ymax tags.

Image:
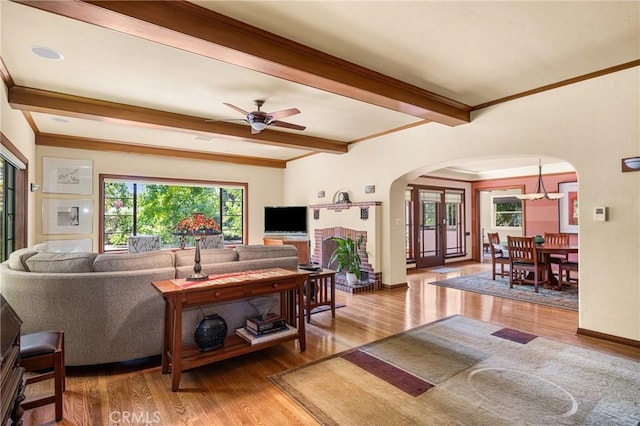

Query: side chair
<box><xmin>544</xmin><ymin>232</ymin><xmax>569</xmax><ymax>283</ymax></box>
<box><xmin>559</xmin><ymin>260</ymin><xmax>579</xmax><ymax>286</ymax></box>
<box><xmin>487</xmin><ymin>232</ymin><xmax>508</xmax><ymax>280</ymax></box>
<box><xmin>20</xmin><ymin>330</ymin><xmax>65</xmax><ymax>422</ymax></box>
<box><xmin>507</xmin><ymin>236</ymin><xmax>547</xmax><ymax>293</ymax></box>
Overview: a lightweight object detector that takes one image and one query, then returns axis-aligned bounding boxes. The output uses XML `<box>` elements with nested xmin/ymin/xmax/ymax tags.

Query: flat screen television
<box><xmin>264</xmin><ymin>206</ymin><xmax>307</xmax><ymax>234</ymax></box>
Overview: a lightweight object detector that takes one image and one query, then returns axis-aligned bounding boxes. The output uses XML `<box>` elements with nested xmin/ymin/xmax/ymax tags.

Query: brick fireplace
<box><xmin>308</xmin><ymin>202</ymin><xmax>382</xmax><ymax>293</ymax></box>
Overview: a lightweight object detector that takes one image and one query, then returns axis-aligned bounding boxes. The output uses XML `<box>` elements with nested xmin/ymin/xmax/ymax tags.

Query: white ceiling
<box><xmin>2</xmin><ymin>1</ymin><xmax>638</xmax><ymax>175</ymax></box>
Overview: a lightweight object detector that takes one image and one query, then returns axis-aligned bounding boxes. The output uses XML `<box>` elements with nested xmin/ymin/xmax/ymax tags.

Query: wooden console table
<box><xmin>151</xmin><ymin>268</ymin><xmax>307</xmax><ymax>391</ymax></box>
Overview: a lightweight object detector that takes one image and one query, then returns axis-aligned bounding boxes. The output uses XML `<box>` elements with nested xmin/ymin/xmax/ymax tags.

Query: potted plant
<box><xmin>329</xmin><ymin>235</ymin><xmax>363</xmax><ymax>285</ymax></box>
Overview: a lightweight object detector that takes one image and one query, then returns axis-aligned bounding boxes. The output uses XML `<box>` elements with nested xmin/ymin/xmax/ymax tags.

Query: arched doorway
<box><xmin>403</xmin><ymin>157</ymin><xmax>577</xmax><ymax>269</ymax></box>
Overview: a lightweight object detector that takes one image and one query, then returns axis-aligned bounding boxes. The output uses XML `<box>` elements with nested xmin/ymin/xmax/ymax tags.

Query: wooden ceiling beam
<box><xmin>14</xmin><ymin>0</ymin><xmax>471</xmax><ymax>126</ymax></box>
<box><xmin>9</xmin><ymin>85</ymin><xmax>348</xmax><ymax>154</ymax></box>
<box><xmin>36</xmin><ymin>133</ymin><xmax>287</xmax><ymax>169</ymax></box>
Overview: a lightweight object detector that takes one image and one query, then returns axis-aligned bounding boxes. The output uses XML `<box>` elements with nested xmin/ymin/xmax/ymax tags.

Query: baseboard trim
<box><xmin>577</xmin><ymin>327</ymin><xmax>640</xmax><ymax>348</ymax></box>
<box><xmin>381</xmin><ymin>282</ymin><xmax>408</xmax><ymax>290</ymax></box>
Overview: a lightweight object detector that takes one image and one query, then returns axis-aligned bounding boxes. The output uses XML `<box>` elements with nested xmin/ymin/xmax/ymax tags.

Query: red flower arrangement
<box><xmin>173</xmin><ymin>213</ymin><xmax>220</xmax><ymax>235</ymax></box>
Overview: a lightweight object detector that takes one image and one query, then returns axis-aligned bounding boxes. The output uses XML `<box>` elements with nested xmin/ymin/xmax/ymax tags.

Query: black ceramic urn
<box><xmin>194</xmin><ymin>314</ymin><xmax>227</xmax><ymax>351</ymax></box>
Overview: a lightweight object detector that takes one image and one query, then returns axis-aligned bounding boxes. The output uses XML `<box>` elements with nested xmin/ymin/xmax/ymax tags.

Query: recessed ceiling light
<box><xmin>195</xmin><ymin>135</ymin><xmax>214</xmax><ymax>141</ymax></box>
<box><xmin>29</xmin><ymin>46</ymin><xmax>64</xmax><ymax>60</ymax></box>
<box><xmin>51</xmin><ymin>117</ymin><xmax>69</xmax><ymax>123</ymax></box>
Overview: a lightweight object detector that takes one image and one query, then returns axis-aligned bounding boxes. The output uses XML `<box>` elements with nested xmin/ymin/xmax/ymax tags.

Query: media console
<box><xmin>263</xmin><ymin>237</ymin><xmax>309</xmax><ymax>264</ymax></box>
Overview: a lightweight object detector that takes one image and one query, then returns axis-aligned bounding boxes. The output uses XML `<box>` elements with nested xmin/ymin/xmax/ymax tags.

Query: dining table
<box><xmin>536</xmin><ymin>243</ymin><xmax>579</xmax><ymax>290</ymax></box>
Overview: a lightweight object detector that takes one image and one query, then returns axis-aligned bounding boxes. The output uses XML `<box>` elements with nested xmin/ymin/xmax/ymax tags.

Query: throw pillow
<box><xmin>7</xmin><ymin>248</ymin><xmax>38</xmax><ymax>271</ymax></box>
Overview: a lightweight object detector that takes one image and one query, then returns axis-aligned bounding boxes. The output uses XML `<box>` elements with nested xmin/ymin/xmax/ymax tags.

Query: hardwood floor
<box><xmin>22</xmin><ymin>261</ymin><xmax>640</xmax><ymax>425</ymax></box>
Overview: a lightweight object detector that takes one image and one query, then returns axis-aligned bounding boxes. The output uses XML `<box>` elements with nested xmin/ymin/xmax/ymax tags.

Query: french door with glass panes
<box><xmin>411</xmin><ymin>187</ymin><xmax>465</xmax><ymax>268</ymax></box>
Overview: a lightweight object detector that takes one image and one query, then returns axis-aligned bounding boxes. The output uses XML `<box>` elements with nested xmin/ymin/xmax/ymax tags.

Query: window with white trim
<box><xmin>492</xmin><ymin>196</ymin><xmax>522</xmax><ymax>229</ymax></box>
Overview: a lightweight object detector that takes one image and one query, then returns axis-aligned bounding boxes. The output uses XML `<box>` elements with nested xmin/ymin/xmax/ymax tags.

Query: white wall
<box><xmin>285</xmin><ymin>68</ymin><xmax>640</xmax><ymax>341</ymax></box>
<box><xmin>34</xmin><ymin>146</ymin><xmax>286</xmax><ymax>248</ymax></box>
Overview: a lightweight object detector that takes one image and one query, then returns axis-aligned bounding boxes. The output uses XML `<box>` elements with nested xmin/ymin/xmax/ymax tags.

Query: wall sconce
<box><xmin>30</xmin><ymin>183</ymin><xmax>40</xmax><ymax>192</ymax></box>
<box><xmin>364</xmin><ymin>185</ymin><xmax>375</xmax><ymax>194</ymax></box>
<box><xmin>621</xmin><ymin>156</ymin><xmax>640</xmax><ymax>172</ymax></box>
<box><xmin>317</xmin><ymin>190</ymin><xmax>325</xmax><ymax>198</ymax></box>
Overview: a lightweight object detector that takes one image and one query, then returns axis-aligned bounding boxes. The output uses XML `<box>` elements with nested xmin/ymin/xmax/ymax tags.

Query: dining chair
<box><xmin>487</xmin><ymin>232</ymin><xmax>509</xmax><ymax>280</ymax></box>
<box><xmin>507</xmin><ymin>236</ymin><xmax>547</xmax><ymax>293</ymax></box>
<box><xmin>559</xmin><ymin>260</ymin><xmax>579</xmax><ymax>286</ymax></box>
<box><xmin>543</xmin><ymin>233</ymin><xmax>570</xmax><ymax>276</ymax></box>
<box><xmin>482</xmin><ymin>228</ymin><xmax>490</xmax><ymax>254</ymax></box>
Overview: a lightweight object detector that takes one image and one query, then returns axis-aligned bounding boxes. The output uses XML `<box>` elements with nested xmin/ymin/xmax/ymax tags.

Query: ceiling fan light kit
<box><xmin>516</xmin><ymin>159</ymin><xmax>564</xmax><ymax>201</ymax></box>
<box><xmin>250</xmin><ymin>121</ymin><xmax>267</xmax><ymax>132</ymax></box>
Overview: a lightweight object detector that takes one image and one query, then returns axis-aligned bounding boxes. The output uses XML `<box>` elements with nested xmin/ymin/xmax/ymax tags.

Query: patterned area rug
<box><xmin>429</xmin><ymin>270</ymin><xmax>578</xmax><ymax>311</ymax></box>
<box><xmin>270</xmin><ymin>315</ymin><xmax>640</xmax><ymax>425</ymax></box>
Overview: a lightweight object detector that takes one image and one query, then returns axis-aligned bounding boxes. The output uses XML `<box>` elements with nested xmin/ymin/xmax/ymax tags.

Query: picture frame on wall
<box><xmin>558</xmin><ymin>181</ymin><xmax>578</xmax><ymax>234</ymax></box>
<box><xmin>42</xmin><ymin>157</ymin><xmax>93</xmax><ymax>194</ymax></box>
<box><xmin>42</xmin><ymin>198</ymin><xmax>93</xmax><ymax>235</ymax></box>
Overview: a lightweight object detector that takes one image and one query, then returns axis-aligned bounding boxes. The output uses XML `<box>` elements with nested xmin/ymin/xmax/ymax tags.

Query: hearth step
<box><xmin>335</xmin><ymin>275</ymin><xmax>379</xmax><ymax>294</ymax></box>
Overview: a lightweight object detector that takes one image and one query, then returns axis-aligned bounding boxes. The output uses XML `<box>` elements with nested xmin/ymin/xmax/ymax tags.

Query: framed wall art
<box><xmin>558</xmin><ymin>181</ymin><xmax>578</xmax><ymax>234</ymax></box>
<box><xmin>42</xmin><ymin>157</ymin><xmax>93</xmax><ymax>194</ymax></box>
<box><xmin>42</xmin><ymin>198</ymin><xmax>93</xmax><ymax>235</ymax></box>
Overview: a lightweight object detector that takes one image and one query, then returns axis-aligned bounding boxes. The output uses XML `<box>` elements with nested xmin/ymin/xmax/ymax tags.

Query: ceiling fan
<box><xmin>223</xmin><ymin>100</ymin><xmax>306</xmax><ymax>134</ymax></box>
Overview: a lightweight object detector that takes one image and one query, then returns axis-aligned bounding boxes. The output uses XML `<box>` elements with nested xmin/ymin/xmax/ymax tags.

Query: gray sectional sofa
<box><xmin>0</xmin><ymin>245</ymin><xmax>298</xmax><ymax>366</ymax></box>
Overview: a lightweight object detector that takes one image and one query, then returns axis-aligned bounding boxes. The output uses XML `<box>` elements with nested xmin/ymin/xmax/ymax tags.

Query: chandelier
<box><xmin>516</xmin><ymin>159</ymin><xmax>564</xmax><ymax>201</ymax></box>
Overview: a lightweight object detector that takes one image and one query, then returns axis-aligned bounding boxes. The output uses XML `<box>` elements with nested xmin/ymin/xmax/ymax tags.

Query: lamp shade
<box><xmin>173</xmin><ymin>213</ymin><xmax>220</xmax><ymax>235</ymax></box>
<box><xmin>516</xmin><ymin>159</ymin><xmax>564</xmax><ymax>201</ymax></box>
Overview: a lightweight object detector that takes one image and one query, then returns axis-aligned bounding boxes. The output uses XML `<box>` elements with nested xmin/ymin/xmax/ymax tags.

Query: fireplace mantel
<box><xmin>309</xmin><ymin>201</ymin><xmax>381</xmax><ymax>211</ymax></box>
<box><xmin>308</xmin><ymin>201</ymin><xmax>382</xmax><ymax>290</ymax></box>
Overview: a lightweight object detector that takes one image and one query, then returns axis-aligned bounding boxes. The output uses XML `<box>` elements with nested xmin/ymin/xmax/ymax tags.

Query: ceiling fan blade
<box><xmin>267</xmin><ymin>108</ymin><xmax>300</xmax><ymax>120</ymax></box>
<box><xmin>270</xmin><ymin>120</ymin><xmax>306</xmax><ymax>131</ymax></box>
<box><xmin>206</xmin><ymin>118</ymin><xmax>248</xmax><ymax>123</ymax></box>
<box><xmin>223</xmin><ymin>102</ymin><xmax>250</xmax><ymax>116</ymax></box>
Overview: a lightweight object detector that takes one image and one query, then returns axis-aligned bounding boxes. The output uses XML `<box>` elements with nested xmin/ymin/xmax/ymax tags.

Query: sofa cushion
<box><xmin>26</xmin><ymin>252</ymin><xmax>98</xmax><ymax>273</ymax></box>
<box><xmin>31</xmin><ymin>243</ymin><xmax>51</xmax><ymax>253</ymax></box>
<box><xmin>235</xmin><ymin>245</ymin><xmax>298</xmax><ymax>261</ymax></box>
<box><xmin>7</xmin><ymin>248</ymin><xmax>38</xmax><ymax>271</ymax></box>
<box><xmin>94</xmin><ymin>251</ymin><xmax>175</xmax><ymax>272</ymax></box>
<box><xmin>175</xmin><ymin>248</ymin><xmax>237</xmax><ymax>267</ymax></box>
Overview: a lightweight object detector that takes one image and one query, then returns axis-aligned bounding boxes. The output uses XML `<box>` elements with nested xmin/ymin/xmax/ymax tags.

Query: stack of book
<box><xmin>236</xmin><ymin>313</ymin><xmax>297</xmax><ymax>345</ymax></box>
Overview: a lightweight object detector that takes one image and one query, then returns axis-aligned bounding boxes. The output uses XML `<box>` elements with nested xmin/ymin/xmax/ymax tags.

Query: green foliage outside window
<box><xmin>422</xmin><ymin>203</ymin><xmax>436</xmax><ymax>227</ymax></box>
<box><xmin>494</xmin><ymin>200</ymin><xmax>522</xmax><ymax>227</ymax></box>
<box><xmin>103</xmin><ymin>180</ymin><xmax>244</xmax><ymax>251</ymax></box>
<box><xmin>138</xmin><ymin>184</ymin><xmax>221</xmax><ymax>247</ymax></box>
<box><xmin>104</xmin><ymin>182</ymin><xmax>134</xmax><ymax>247</ymax></box>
